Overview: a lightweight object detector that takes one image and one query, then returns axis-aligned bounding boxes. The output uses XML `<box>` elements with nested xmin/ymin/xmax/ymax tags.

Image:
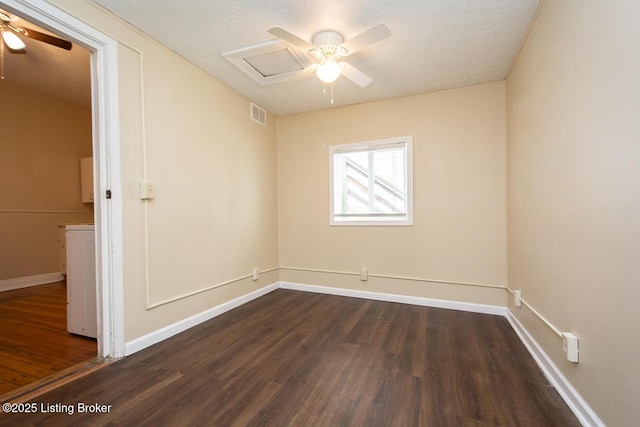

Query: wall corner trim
<box><xmin>124</xmin><ymin>282</ymin><xmax>280</xmax><ymax>356</ymax></box>
<box><xmin>505</xmin><ymin>310</ymin><xmax>604</xmax><ymax>427</ymax></box>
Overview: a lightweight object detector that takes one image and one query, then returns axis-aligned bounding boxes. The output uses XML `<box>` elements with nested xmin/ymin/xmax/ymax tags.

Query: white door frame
<box><xmin>1</xmin><ymin>0</ymin><xmax>125</xmax><ymax>358</ymax></box>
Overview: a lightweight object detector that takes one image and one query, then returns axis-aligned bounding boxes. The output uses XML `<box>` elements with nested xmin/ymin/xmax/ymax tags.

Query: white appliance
<box><xmin>66</xmin><ymin>224</ymin><xmax>97</xmax><ymax>338</ymax></box>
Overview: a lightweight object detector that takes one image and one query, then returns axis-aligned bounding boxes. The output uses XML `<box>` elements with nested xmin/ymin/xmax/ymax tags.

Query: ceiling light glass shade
<box><xmin>2</xmin><ymin>30</ymin><xmax>26</xmax><ymax>51</ymax></box>
<box><xmin>316</xmin><ymin>59</ymin><xmax>341</xmax><ymax>83</ymax></box>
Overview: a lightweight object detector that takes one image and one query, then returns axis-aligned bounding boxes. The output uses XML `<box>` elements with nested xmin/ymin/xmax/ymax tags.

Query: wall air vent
<box><xmin>223</xmin><ymin>39</ymin><xmax>312</xmax><ymax>86</ymax></box>
<box><xmin>250</xmin><ymin>103</ymin><xmax>266</xmax><ymax>126</ymax></box>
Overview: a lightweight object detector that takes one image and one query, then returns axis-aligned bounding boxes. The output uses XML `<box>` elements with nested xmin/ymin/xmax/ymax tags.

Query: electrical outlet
<box><xmin>360</xmin><ymin>268</ymin><xmax>368</xmax><ymax>281</ymax></box>
<box><xmin>252</xmin><ymin>267</ymin><xmax>259</xmax><ymax>281</ymax></box>
<box><xmin>514</xmin><ymin>290</ymin><xmax>522</xmax><ymax>307</ymax></box>
<box><xmin>562</xmin><ymin>332</ymin><xmax>579</xmax><ymax>363</ymax></box>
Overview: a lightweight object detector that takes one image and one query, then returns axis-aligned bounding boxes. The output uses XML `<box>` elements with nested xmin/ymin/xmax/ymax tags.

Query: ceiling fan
<box><xmin>0</xmin><ymin>11</ymin><xmax>72</xmax><ymax>53</ymax></box>
<box><xmin>268</xmin><ymin>23</ymin><xmax>391</xmax><ymax>88</ymax></box>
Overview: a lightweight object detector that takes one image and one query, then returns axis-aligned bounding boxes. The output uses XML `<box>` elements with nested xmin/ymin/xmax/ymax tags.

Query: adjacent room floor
<box><xmin>0</xmin><ymin>282</ymin><xmax>97</xmax><ymax>396</ymax></box>
<box><xmin>0</xmin><ymin>289</ymin><xmax>579</xmax><ymax>425</ymax></box>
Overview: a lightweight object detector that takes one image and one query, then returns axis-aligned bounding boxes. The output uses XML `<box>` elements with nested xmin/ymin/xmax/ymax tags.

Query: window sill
<box><xmin>330</xmin><ymin>218</ymin><xmax>413</xmax><ymax>227</ymax></box>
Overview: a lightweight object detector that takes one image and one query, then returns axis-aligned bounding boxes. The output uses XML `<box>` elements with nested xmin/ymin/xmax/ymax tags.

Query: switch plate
<box><xmin>562</xmin><ymin>332</ymin><xmax>579</xmax><ymax>363</ymax></box>
<box><xmin>252</xmin><ymin>267</ymin><xmax>259</xmax><ymax>281</ymax></box>
<box><xmin>360</xmin><ymin>268</ymin><xmax>368</xmax><ymax>281</ymax></box>
<box><xmin>140</xmin><ymin>181</ymin><xmax>155</xmax><ymax>200</ymax></box>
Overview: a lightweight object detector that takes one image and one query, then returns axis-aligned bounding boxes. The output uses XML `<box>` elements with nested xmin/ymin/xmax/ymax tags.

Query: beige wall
<box><xmin>507</xmin><ymin>1</ymin><xmax>640</xmax><ymax>425</ymax></box>
<box><xmin>27</xmin><ymin>1</ymin><xmax>633</xmax><ymax>423</ymax></box>
<box><xmin>0</xmin><ymin>80</ymin><xmax>93</xmax><ymax>280</ymax></box>
<box><xmin>48</xmin><ymin>0</ymin><xmax>280</xmax><ymax>341</ymax></box>
<box><xmin>278</xmin><ymin>82</ymin><xmax>508</xmax><ymax>306</ymax></box>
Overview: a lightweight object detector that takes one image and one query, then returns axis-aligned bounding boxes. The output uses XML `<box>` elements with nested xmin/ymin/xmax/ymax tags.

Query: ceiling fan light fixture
<box><xmin>2</xmin><ymin>28</ymin><xmax>25</xmax><ymax>51</ymax></box>
<box><xmin>316</xmin><ymin>58</ymin><xmax>341</xmax><ymax>83</ymax></box>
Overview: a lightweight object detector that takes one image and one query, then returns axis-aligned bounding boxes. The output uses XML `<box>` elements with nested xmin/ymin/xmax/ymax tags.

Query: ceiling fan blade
<box><xmin>268</xmin><ymin>27</ymin><xmax>315</xmax><ymax>53</ymax></box>
<box><xmin>22</xmin><ymin>27</ymin><xmax>72</xmax><ymax>50</ymax></box>
<box><xmin>2</xmin><ymin>31</ymin><xmax>26</xmax><ymax>53</ymax></box>
<box><xmin>5</xmin><ymin>44</ymin><xmax>27</xmax><ymax>53</ymax></box>
<box><xmin>339</xmin><ymin>23</ymin><xmax>391</xmax><ymax>56</ymax></box>
<box><xmin>340</xmin><ymin>62</ymin><xmax>373</xmax><ymax>87</ymax></box>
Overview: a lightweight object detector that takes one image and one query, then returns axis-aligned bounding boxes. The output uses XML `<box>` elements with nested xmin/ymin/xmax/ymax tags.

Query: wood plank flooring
<box><xmin>0</xmin><ymin>282</ymin><xmax>97</xmax><ymax>396</ymax></box>
<box><xmin>0</xmin><ymin>289</ymin><xmax>579</xmax><ymax>426</ymax></box>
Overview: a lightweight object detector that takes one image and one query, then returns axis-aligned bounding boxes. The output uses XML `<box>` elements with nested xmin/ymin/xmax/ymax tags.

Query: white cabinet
<box><xmin>66</xmin><ymin>224</ymin><xmax>97</xmax><ymax>338</ymax></box>
<box><xmin>80</xmin><ymin>157</ymin><xmax>94</xmax><ymax>203</ymax></box>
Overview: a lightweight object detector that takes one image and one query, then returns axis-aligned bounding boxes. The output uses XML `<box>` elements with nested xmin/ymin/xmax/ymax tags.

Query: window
<box><xmin>330</xmin><ymin>136</ymin><xmax>413</xmax><ymax>226</ymax></box>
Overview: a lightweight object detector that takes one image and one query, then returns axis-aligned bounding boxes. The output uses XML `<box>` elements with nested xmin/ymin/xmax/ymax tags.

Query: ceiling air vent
<box><xmin>223</xmin><ymin>39</ymin><xmax>312</xmax><ymax>86</ymax></box>
<box><xmin>250</xmin><ymin>103</ymin><xmax>266</xmax><ymax>126</ymax></box>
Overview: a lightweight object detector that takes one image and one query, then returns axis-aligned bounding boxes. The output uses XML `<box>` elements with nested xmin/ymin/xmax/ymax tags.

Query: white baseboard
<box><xmin>0</xmin><ymin>272</ymin><xmax>64</xmax><ymax>292</ymax></box>
<box><xmin>279</xmin><ymin>281</ymin><xmax>507</xmax><ymax>316</ymax></box>
<box><xmin>124</xmin><ymin>282</ymin><xmax>280</xmax><ymax>356</ymax></box>
<box><xmin>505</xmin><ymin>310</ymin><xmax>604</xmax><ymax>427</ymax></box>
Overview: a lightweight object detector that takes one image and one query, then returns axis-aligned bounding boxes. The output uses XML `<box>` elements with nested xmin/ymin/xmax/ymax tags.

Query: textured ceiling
<box><xmin>0</xmin><ymin>7</ymin><xmax>91</xmax><ymax>107</ymax></box>
<box><xmin>93</xmin><ymin>0</ymin><xmax>540</xmax><ymax>116</ymax></box>
<box><xmin>1</xmin><ymin>1</ymin><xmax>540</xmax><ymax>116</ymax></box>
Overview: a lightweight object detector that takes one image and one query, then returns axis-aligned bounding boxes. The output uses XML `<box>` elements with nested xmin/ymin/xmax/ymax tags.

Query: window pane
<box><xmin>371</xmin><ymin>147</ymin><xmax>405</xmax><ymax>214</ymax></box>
<box><xmin>333</xmin><ymin>145</ymin><xmax>406</xmax><ymax>216</ymax></box>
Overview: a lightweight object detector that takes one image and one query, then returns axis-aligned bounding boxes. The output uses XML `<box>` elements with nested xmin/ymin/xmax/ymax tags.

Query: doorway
<box><xmin>1</xmin><ymin>0</ymin><xmax>124</xmax><ymax>371</ymax></box>
<box><xmin>0</xmin><ymin>6</ymin><xmax>97</xmax><ymax>396</ymax></box>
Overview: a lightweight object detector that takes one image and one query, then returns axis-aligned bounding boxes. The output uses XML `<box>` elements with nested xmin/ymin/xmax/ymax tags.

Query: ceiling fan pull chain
<box><xmin>331</xmin><ymin>82</ymin><xmax>334</xmax><ymax>105</ymax></box>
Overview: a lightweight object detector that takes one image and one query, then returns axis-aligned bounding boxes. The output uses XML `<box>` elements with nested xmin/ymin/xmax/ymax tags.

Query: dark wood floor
<box><xmin>0</xmin><ymin>282</ymin><xmax>97</xmax><ymax>395</ymax></box>
<box><xmin>0</xmin><ymin>290</ymin><xmax>579</xmax><ymax>426</ymax></box>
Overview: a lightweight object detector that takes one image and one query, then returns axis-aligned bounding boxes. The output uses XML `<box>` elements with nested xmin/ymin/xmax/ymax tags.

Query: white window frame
<box><xmin>329</xmin><ymin>136</ymin><xmax>413</xmax><ymax>226</ymax></box>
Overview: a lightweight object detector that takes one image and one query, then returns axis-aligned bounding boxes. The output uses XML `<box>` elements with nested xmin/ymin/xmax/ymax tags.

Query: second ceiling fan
<box><xmin>268</xmin><ymin>23</ymin><xmax>391</xmax><ymax>88</ymax></box>
<box><xmin>1</xmin><ymin>11</ymin><xmax>72</xmax><ymax>53</ymax></box>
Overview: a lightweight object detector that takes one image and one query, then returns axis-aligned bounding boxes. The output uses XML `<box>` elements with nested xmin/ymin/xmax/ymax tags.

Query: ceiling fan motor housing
<box><xmin>312</xmin><ymin>31</ymin><xmax>347</xmax><ymax>59</ymax></box>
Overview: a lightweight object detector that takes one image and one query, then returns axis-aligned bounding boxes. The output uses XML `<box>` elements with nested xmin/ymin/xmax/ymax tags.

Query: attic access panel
<box><xmin>222</xmin><ymin>39</ymin><xmax>312</xmax><ymax>86</ymax></box>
